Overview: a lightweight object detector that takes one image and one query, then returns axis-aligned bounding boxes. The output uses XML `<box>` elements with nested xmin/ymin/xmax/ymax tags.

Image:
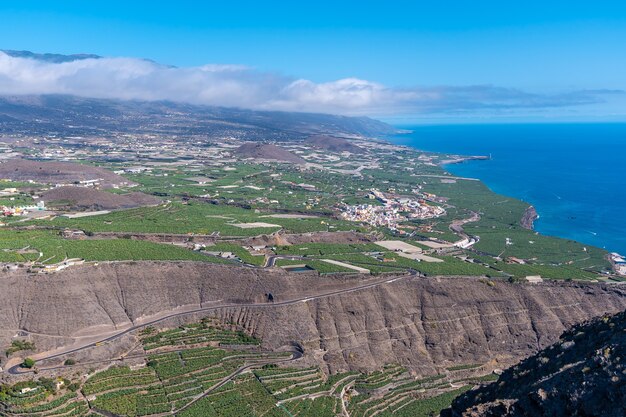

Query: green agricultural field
<box><xmin>417</xmin><ymin>178</ymin><xmax>610</xmax><ymax>272</ymax></box>
<box><xmin>31</xmin><ymin>201</ymin><xmax>359</xmax><ymax>236</ymax></box>
<box><xmin>347</xmin><ymin>365</ymin><xmax>470</xmax><ymax>417</ymax></box>
<box><xmin>495</xmin><ymin>262</ymin><xmax>600</xmax><ymax>280</ymax></box>
<box><xmin>275</xmin><ymin>242</ymin><xmax>383</xmax><ymax>256</ymax></box>
<box><xmin>299</xmin><ymin>250</ymin><xmax>495</xmax><ymax>277</ymax></box>
<box><xmin>142</xmin><ymin>322</ymin><xmax>259</xmax><ymax>351</ymax></box>
<box><xmin>282</xmin><ymin>397</ymin><xmax>341</xmax><ymax>417</ymax></box>
<box><xmin>0</xmin><ymin>229</ymin><xmax>227</xmax><ymax>264</ymax></box>
<box><xmin>121</xmin><ymin>163</ymin><xmax>348</xmax><ymax>213</ymax></box>
<box><xmin>469</xmin><ymin>226</ymin><xmax>610</xmax><ymax>271</ymax></box>
<box><xmin>5</xmin><ymin>147</ymin><xmax>608</xmax><ymax>281</ymax></box>
<box><xmin>273</xmin><ymin>241</ymin><xmax>499</xmax><ymax>276</ymax></box>
<box><xmin>0</xmin><ymin>180</ymin><xmax>39</xmax><ymax>189</ymax></box>
<box><xmin>0</xmin><ymin>194</ymin><xmax>35</xmax><ymax>207</ymax></box>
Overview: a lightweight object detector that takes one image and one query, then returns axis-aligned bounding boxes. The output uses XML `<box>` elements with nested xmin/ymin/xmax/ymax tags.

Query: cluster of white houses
<box><xmin>340</xmin><ymin>189</ymin><xmax>446</xmax><ymax>230</ymax></box>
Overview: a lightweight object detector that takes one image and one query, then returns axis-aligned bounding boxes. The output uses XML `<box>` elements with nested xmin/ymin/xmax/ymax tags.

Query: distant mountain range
<box><xmin>0</xmin><ymin>94</ymin><xmax>396</xmax><ymax>140</ymax></box>
<box><xmin>2</xmin><ymin>49</ymin><xmax>101</xmax><ymax>63</ymax></box>
<box><xmin>0</xmin><ymin>50</ymin><xmax>397</xmax><ymax>140</ymax></box>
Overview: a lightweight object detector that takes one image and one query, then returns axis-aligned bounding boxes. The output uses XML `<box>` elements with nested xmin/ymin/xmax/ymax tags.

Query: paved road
<box><xmin>7</xmin><ymin>273</ymin><xmax>412</xmax><ymax>375</ymax></box>
<box><xmin>449</xmin><ymin>211</ymin><xmax>481</xmax><ymax>249</ymax></box>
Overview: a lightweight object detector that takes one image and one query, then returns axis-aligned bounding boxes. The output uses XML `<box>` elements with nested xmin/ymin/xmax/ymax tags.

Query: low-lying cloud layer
<box><xmin>0</xmin><ymin>51</ymin><xmax>621</xmax><ymax>116</ymax></box>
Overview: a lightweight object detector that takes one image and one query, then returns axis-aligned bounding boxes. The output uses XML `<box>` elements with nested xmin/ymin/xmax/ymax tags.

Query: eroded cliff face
<box><xmin>1</xmin><ymin>262</ymin><xmax>625</xmax><ymax>374</ymax></box>
<box><xmin>219</xmin><ymin>278</ymin><xmax>626</xmax><ymax>374</ymax></box>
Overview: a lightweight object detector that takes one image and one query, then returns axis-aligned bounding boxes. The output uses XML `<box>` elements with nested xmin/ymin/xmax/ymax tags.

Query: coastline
<box><xmin>441</xmin><ymin>155</ymin><xmax>539</xmax><ymax>231</ymax></box>
<box><xmin>387</xmin><ymin>123</ymin><xmax>626</xmax><ymax>256</ymax></box>
<box><xmin>389</xmin><ymin>141</ymin><xmax>538</xmax><ymax>234</ymax></box>
<box><xmin>439</xmin><ymin>155</ymin><xmax>490</xmax><ymax>165</ymax></box>
<box><xmin>441</xmin><ymin>156</ymin><xmax>539</xmax><ymax>232</ymax></box>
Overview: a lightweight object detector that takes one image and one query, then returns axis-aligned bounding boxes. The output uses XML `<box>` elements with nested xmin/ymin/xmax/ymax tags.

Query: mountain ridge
<box><xmin>1</xmin><ymin>49</ymin><xmax>101</xmax><ymax>63</ymax></box>
<box><xmin>0</xmin><ymin>94</ymin><xmax>397</xmax><ymax>140</ymax></box>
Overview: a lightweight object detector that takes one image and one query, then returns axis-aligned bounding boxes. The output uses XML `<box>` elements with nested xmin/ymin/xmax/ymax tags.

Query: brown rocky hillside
<box><xmin>445</xmin><ymin>309</ymin><xmax>626</xmax><ymax>417</ymax></box>
<box><xmin>1</xmin><ymin>263</ymin><xmax>625</xmax><ymax>376</ymax></box>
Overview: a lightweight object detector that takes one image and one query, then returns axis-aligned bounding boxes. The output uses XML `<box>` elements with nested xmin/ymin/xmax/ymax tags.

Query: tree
<box><xmin>22</xmin><ymin>358</ymin><xmax>36</xmax><ymax>369</ymax></box>
<box><xmin>39</xmin><ymin>377</ymin><xmax>55</xmax><ymax>393</ymax></box>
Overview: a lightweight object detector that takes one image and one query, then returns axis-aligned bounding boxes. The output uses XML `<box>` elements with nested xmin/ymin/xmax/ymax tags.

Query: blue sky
<box><xmin>1</xmin><ymin>1</ymin><xmax>626</xmax><ymax>121</ymax></box>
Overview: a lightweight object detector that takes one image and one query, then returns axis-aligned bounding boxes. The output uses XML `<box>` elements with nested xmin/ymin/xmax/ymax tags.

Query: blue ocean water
<box><xmin>389</xmin><ymin>123</ymin><xmax>626</xmax><ymax>254</ymax></box>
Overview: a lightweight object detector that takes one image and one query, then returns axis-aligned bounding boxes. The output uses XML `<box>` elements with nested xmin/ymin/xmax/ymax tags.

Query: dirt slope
<box><xmin>0</xmin><ymin>159</ymin><xmax>131</xmax><ymax>187</ymax></box>
<box><xmin>42</xmin><ymin>186</ymin><xmax>160</xmax><ymax>210</ymax></box>
<box><xmin>2</xmin><ymin>263</ymin><xmax>625</xmax><ymax>375</ymax></box>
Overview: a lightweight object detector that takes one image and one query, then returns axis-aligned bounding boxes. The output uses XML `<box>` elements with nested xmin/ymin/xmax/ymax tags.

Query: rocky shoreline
<box><xmin>520</xmin><ymin>205</ymin><xmax>539</xmax><ymax>230</ymax></box>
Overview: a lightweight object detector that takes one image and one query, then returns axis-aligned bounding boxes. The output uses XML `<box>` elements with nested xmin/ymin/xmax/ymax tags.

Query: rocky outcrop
<box><xmin>520</xmin><ymin>206</ymin><xmax>538</xmax><ymax>230</ymax></box>
<box><xmin>1</xmin><ymin>262</ymin><xmax>625</xmax><ymax>375</ymax></box>
<box><xmin>445</xmin><ymin>309</ymin><xmax>626</xmax><ymax>417</ymax></box>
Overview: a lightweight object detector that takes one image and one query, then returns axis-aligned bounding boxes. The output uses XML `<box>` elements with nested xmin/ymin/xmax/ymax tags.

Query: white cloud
<box><xmin>0</xmin><ymin>51</ymin><xmax>621</xmax><ymax>116</ymax></box>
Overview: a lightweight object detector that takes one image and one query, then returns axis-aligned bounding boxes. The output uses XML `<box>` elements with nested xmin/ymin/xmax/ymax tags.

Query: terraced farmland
<box><xmin>347</xmin><ymin>365</ymin><xmax>470</xmax><ymax>417</ymax></box>
<box><xmin>0</xmin><ymin>388</ymin><xmax>90</xmax><ymax>417</ymax></box>
<box><xmin>0</xmin><ymin>321</ymin><xmax>495</xmax><ymax>417</ymax></box>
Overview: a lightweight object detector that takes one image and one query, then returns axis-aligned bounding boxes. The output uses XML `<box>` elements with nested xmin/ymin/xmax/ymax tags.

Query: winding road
<box><xmin>6</xmin><ymin>273</ymin><xmax>413</xmax><ymax>375</ymax></box>
<box><xmin>449</xmin><ymin>211</ymin><xmax>481</xmax><ymax>248</ymax></box>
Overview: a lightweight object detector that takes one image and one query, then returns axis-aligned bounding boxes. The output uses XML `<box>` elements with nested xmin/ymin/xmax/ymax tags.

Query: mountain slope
<box><xmin>1</xmin><ymin>263</ymin><xmax>625</xmax><ymax>377</ymax></box>
<box><xmin>446</xmin><ymin>309</ymin><xmax>626</xmax><ymax>417</ymax></box>
<box><xmin>0</xmin><ymin>94</ymin><xmax>396</xmax><ymax>139</ymax></box>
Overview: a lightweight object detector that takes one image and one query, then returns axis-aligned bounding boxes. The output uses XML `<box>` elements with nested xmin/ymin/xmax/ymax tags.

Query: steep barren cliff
<box><xmin>1</xmin><ymin>262</ymin><xmax>625</xmax><ymax>374</ymax></box>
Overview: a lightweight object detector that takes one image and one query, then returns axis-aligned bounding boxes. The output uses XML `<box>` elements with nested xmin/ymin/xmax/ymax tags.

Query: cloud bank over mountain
<box><xmin>0</xmin><ymin>51</ymin><xmax>621</xmax><ymax>116</ymax></box>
